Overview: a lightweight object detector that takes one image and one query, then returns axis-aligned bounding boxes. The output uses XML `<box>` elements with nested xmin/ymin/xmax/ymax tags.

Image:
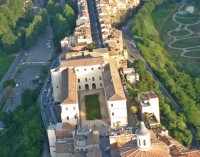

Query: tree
<box><xmin>3</xmin><ymin>79</ymin><xmax>16</xmax><ymax>88</ymax></box>
<box><xmin>63</xmin><ymin>4</ymin><xmax>76</xmax><ymax>32</ymax></box>
<box><xmin>130</xmin><ymin>105</ymin><xmax>139</xmax><ymax>114</ymax></box>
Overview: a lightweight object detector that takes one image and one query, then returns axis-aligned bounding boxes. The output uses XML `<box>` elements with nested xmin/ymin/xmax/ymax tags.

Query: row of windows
<box><xmin>76</xmin><ymin>67</ymin><xmax>101</xmax><ymax>72</ymax></box>
<box><xmin>66</xmin><ymin>115</ymin><xmax>77</xmax><ymax>120</ymax></box>
<box><xmin>66</xmin><ymin>107</ymin><xmax>76</xmax><ymax>110</ymax></box>
<box><xmin>78</xmin><ymin>83</ymin><xmax>102</xmax><ymax>89</ymax></box>
<box><xmin>78</xmin><ymin>76</ymin><xmax>102</xmax><ymax>82</ymax></box>
<box><xmin>138</xmin><ymin>139</ymin><xmax>147</xmax><ymax>146</ymax></box>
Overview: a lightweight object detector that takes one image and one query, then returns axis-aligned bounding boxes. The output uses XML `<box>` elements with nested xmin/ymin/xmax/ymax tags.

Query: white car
<box><xmin>47</xmin><ymin>45</ymin><xmax>51</xmax><ymax>48</ymax></box>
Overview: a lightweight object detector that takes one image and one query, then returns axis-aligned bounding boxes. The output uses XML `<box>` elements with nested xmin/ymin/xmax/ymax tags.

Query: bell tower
<box><xmin>136</xmin><ymin>122</ymin><xmax>151</xmax><ymax>150</ymax></box>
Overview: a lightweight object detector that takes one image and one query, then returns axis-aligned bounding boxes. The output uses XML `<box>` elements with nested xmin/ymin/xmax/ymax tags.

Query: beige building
<box><xmin>47</xmin><ymin>123</ymin><xmax>102</xmax><ymax>157</ymax></box>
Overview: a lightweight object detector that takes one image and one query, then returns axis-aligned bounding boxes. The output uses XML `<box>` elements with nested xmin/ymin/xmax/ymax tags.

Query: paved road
<box><xmin>40</xmin><ymin>57</ymin><xmax>60</xmax><ymax>127</ymax></box>
<box><xmin>0</xmin><ymin>50</ymin><xmax>26</xmax><ymax>99</ymax></box>
<box><xmin>122</xmin><ymin>20</ymin><xmax>199</xmax><ymax>150</ymax></box>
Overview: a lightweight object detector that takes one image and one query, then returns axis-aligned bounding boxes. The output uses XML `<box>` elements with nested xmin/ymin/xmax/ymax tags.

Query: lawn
<box><xmin>0</xmin><ymin>53</ymin><xmax>15</xmax><ymax>82</ymax></box>
<box><xmin>175</xmin><ymin>17</ymin><xmax>199</xmax><ymax>24</ymax></box>
<box><xmin>171</xmin><ymin>36</ymin><xmax>200</xmax><ymax>48</ymax></box>
<box><xmin>85</xmin><ymin>94</ymin><xmax>102</xmax><ymax>120</ymax></box>
<box><xmin>170</xmin><ymin>30</ymin><xmax>190</xmax><ymax>36</ymax></box>
<box><xmin>185</xmin><ymin>50</ymin><xmax>200</xmax><ymax>57</ymax></box>
<box><xmin>188</xmin><ymin>23</ymin><xmax>200</xmax><ymax>33</ymax></box>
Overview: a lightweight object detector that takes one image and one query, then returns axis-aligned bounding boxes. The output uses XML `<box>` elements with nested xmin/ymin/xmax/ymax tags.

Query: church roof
<box><xmin>120</xmin><ymin>139</ymin><xmax>171</xmax><ymax>157</ymax></box>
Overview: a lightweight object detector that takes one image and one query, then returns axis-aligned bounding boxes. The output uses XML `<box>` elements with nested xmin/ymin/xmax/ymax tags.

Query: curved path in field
<box><xmin>167</xmin><ymin>4</ymin><xmax>200</xmax><ymax>58</ymax></box>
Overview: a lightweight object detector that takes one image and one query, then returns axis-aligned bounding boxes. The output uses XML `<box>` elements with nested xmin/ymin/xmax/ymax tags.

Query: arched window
<box><xmin>67</xmin><ymin>116</ymin><xmax>69</xmax><ymax>120</ymax></box>
<box><xmin>143</xmin><ymin>140</ymin><xmax>146</xmax><ymax>146</ymax></box>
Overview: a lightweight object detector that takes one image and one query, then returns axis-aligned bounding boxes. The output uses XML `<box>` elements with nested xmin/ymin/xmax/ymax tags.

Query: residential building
<box><xmin>122</xmin><ymin>67</ymin><xmax>139</xmax><ymax>85</ymax></box>
<box><xmin>47</xmin><ymin>123</ymin><xmax>102</xmax><ymax>157</ymax></box>
<box><xmin>139</xmin><ymin>92</ymin><xmax>160</xmax><ymax>124</ymax></box>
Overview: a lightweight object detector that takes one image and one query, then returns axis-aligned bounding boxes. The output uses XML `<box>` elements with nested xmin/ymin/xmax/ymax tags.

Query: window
<box><xmin>78</xmin><ymin>79</ymin><xmax>80</xmax><ymax>82</ymax></box>
<box><xmin>111</xmin><ymin>104</ymin><xmax>113</xmax><ymax>107</ymax></box>
<box><xmin>85</xmin><ymin>78</ymin><xmax>87</xmax><ymax>82</ymax></box>
<box><xmin>91</xmin><ymin>68</ymin><xmax>93</xmax><ymax>70</ymax></box>
<box><xmin>84</xmin><ymin>69</ymin><xmax>86</xmax><ymax>71</ymax></box>
<box><xmin>139</xmin><ymin>139</ymin><xmax>141</xmax><ymax>146</ymax></box>
<box><xmin>92</xmin><ymin>77</ymin><xmax>95</xmax><ymax>81</ymax></box>
<box><xmin>56</xmin><ymin>86</ymin><xmax>58</xmax><ymax>88</ymax></box>
<box><xmin>66</xmin><ymin>107</ymin><xmax>68</xmax><ymax>110</ymax></box>
<box><xmin>79</xmin><ymin>86</ymin><xmax>81</xmax><ymax>89</ymax></box>
<box><xmin>77</xmin><ymin>69</ymin><xmax>79</xmax><ymax>71</ymax></box>
<box><xmin>67</xmin><ymin>116</ymin><xmax>69</xmax><ymax>120</ymax></box>
<box><xmin>98</xmin><ymin>67</ymin><xmax>101</xmax><ymax>69</ymax></box>
<box><xmin>112</xmin><ymin>112</ymin><xmax>114</xmax><ymax>116</ymax></box>
<box><xmin>100</xmin><ymin>83</ymin><xmax>102</xmax><ymax>86</ymax></box>
<box><xmin>99</xmin><ymin>76</ymin><xmax>102</xmax><ymax>80</ymax></box>
<box><xmin>143</xmin><ymin>140</ymin><xmax>146</xmax><ymax>146</ymax></box>
<box><xmin>74</xmin><ymin>115</ymin><xmax>77</xmax><ymax>119</ymax></box>
<box><xmin>73</xmin><ymin>107</ymin><xmax>75</xmax><ymax>110</ymax></box>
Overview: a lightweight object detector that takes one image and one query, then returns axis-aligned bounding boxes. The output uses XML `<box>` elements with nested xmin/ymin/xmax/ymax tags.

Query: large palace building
<box><xmin>51</xmin><ymin>49</ymin><xmax>128</xmax><ymax>128</ymax></box>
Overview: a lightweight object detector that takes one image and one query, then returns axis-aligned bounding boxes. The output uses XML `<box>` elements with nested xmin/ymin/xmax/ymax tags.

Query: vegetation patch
<box><xmin>170</xmin><ymin>29</ymin><xmax>190</xmax><ymax>36</ymax></box>
<box><xmin>85</xmin><ymin>94</ymin><xmax>102</xmax><ymax>120</ymax></box>
<box><xmin>171</xmin><ymin>37</ymin><xmax>200</xmax><ymax>48</ymax></box>
<box><xmin>151</xmin><ymin>3</ymin><xmax>179</xmax><ymax>41</ymax></box>
<box><xmin>175</xmin><ymin>17</ymin><xmax>199</xmax><ymax>24</ymax></box>
<box><xmin>0</xmin><ymin>88</ymin><xmax>45</xmax><ymax>157</ymax></box>
<box><xmin>131</xmin><ymin>0</ymin><xmax>200</xmax><ymax>145</ymax></box>
<box><xmin>0</xmin><ymin>53</ymin><xmax>15</xmax><ymax>81</ymax></box>
<box><xmin>184</xmin><ymin>50</ymin><xmax>200</xmax><ymax>57</ymax></box>
<box><xmin>188</xmin><ymin>23</ymin><xmax>200</xmax><ymax>33</ymax></box>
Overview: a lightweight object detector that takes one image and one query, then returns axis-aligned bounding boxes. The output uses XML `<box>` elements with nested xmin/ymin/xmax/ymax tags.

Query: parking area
<box><xmin>27</xmin><ymin>23</ymin><xmax>53</xmax><ymax>62</ymax></box>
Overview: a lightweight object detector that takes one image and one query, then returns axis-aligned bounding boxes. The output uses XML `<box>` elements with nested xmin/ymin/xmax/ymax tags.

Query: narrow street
<box><xmin>87</xmin><ymin>0</ymin><xmax>102</xmax><ymax>48</ymax></box>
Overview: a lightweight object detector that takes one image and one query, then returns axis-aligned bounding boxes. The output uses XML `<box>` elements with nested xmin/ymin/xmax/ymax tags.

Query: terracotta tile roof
<box><xmin>60</xmin><ymin>57</ymin><xmax>104</xmax><ymax>68</ymax></box>
<box><xmin>120</xmin><ymin>139</ymin><xmax>171</xmax><ymax>157</ymax></box>
<box><xmin>61</xmin><ymin>68</ymin><xmax>78</xmax><ymax>104</ymax></box>
<box><xmin>178</xmin><ymin>150</ymin><xmax>200</xmax><ymax>157</ymax></box>
<box><xmin>103</xmin><ymin>59</ymin><xmax>126</xmax><ymax>101</ymax></box>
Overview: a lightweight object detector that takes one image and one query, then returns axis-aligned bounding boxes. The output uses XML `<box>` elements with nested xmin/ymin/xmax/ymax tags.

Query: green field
<box><xmin>188</xmin><ymin>23</ymin><xmax>200</xmax><ymax>33</ymax></box>
<box><xmin>151</xmin><ymin>2</ymin><xmax>200</xmax><ymax>77</ymax></box>
<box><xmin>171</xmin><ymin>37</ymin><xmax>200</xmax><ymax>48</ymax></box>
<box><xmin>85</xmin><ymin>94</ymin><xmax>102</xmax><ymax>120</ymax></box>
<box><xmin>170</xmin><ymin>29</ymin><xmax>190</xmax><ymax>36</ymax></box>
<box><xmin>185</xmin><ymin>50</ymin><xmax>200</xmax><ymax>57</ymax></box>
<box><xmin>175</xmin><ymin>17</ymin><xmax>199</xmax><ymax>24</ymax></box>
<box><xmin>0</xmin><ymin>53</ymin><xmax>15</xmax><ymax>81</ymax></box>
<box><xmin>151</xmin><ymin>3</ymin><xmax>179</xmax><ymax>41</ymax></box>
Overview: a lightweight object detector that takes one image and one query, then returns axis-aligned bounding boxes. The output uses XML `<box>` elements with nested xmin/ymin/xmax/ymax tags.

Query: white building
<box><xmin>123</xmin><ymin>67</ymin><xmax>139</xmax><ymax>85</ymax></box>
<box><xmin>51</xmin><ymin>54</ymin><xmax>127</xmax><ymax>127</ymax></box>
<box><xmin>139</xmin><ymin>92</ymin><xmax>160</xmax><ymax>123</ymax></box>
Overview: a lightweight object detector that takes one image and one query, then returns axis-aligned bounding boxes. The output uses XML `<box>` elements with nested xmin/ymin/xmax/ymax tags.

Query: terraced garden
<box><xmin>167</xmin><ymin>4</ymin><xmax>200</xmax><ymax>58</ymax></box>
